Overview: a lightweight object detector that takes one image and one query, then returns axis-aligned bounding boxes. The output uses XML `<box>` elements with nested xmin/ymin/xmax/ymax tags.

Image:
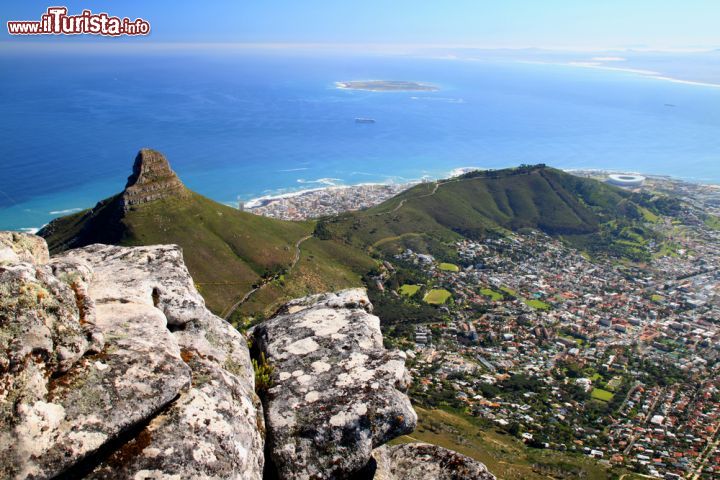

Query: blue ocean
<box><xmin>1</xmin><ymin>47</ymin><xmax>720</xmax><ymax>231</ymax></box>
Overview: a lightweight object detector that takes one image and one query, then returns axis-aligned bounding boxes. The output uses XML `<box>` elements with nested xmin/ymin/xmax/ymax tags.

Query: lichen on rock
<box><xmin>0</xmin><ymin>232</ymin><xmax>495</xmax><ymax>480</ymax></box>
<box><xmin>369</xmin><ymin>443</ymin><xmax>496</xmax><ymax>480</ymax></box>
<box><xmin>0</xmin><ymin>235</ymin><xmax>263</xmax><ymax>480</ymax></box>
<box><xmin>252</xmin><ymin>289</ymin><xmax>417</xmax><ymax>480</ymax></box>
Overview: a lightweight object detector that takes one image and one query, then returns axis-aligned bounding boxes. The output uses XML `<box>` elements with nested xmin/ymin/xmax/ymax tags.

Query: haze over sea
<box><xmin>1</xmin><ymin>47</ymin><xmax>720</xmax><ymax>231</ymax></box>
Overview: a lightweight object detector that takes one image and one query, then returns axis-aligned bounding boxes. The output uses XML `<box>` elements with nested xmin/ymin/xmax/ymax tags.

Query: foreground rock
<box><xmin>253</xmin><ymin>289</ymin><xmax>417</xmax><ymax>480</ymax></box>
<box><xmin>369</xmin><ymin>443</ymin><xmax>496</xmax><ymax>480</ymax></box>
<box><xmin>0</xmin><ymin>235</ymin><xmax>263</xmax><ymax>479</ymax></box>
<box><xmin>1</xmin><ymin>232</ymin><xmax>495</xmax><ymax>480</ymax></box>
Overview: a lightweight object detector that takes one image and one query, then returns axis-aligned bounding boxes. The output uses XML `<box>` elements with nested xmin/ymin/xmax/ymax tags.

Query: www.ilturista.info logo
<box><xmin>7</xmin><ymin>7</ymin><xmax>150</xmax><ymax>36</ymax></box>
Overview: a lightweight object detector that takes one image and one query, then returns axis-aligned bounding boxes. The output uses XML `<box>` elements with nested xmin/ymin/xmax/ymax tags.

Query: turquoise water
<box><xmin>1</xmin><ymin>49</ymin><xmax>719</xmax><ymax>231</ymax></box>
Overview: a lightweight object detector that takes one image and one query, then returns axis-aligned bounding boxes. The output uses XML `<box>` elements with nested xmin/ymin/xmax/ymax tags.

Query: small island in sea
<box><xmin>335</xmin><ymin>80</ymin><xmax>439</xmax><ymax>91</ymax></box>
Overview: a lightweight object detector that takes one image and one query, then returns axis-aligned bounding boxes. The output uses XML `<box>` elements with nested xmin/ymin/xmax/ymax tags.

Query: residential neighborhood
<box><xmin>373</xmin><ymin>176</ymin><xmax>720</xmax><ymax>479</ymax></box>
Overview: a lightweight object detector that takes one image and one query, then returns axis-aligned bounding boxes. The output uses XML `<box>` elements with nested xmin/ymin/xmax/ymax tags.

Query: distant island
<box><xmin>336</xmin><ymin>80</ymin><xmax>439</xmax><ymax>92</ymax></box>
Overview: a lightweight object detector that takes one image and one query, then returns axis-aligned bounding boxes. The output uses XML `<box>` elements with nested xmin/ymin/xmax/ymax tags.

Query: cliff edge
<box><xmin>121</xmin><ymin>148</ymin><xmax>188</xmax><ymax>209</ymax></box>
<box><xmin>0</xmin><ymin>232</ymin><xmax>494</xmax><ymax>479</ymax></box>
<box><xmin>0</xmin><ymin>232</ymin><xmax>263</xmax><ymax>480</ymax></box>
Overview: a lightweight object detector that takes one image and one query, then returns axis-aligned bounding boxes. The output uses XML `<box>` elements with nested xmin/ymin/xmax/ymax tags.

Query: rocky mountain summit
<box><xmin>0</xmin><ymin>232</ymin><xmax>494</xmax><ymax>479</ymax></box>
<box><xmin>121</xmin><ymin>149</ymin><xmax>188</xmax><ymax>209</ymax></box>
<box><xmin>37</xmin><ymin>149</ymin><xmax>372</xmax><ymax>318</ymax></box>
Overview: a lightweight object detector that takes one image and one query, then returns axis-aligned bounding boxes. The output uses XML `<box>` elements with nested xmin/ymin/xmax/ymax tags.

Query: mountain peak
<box><xmin>122</xmin><ymin>149</ymin><xmax>186</xmax><ymax>208</ymax></box>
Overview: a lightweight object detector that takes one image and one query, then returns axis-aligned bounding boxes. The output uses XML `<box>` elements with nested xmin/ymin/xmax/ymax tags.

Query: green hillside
<box><xmin>318</xmin><ymin>165</ymin><xmax>664</xmax><ymax>261</ymax></box>
<box><xmin>41</xmin><ymin>191</ymin><xmax>374</xmax><ymax>318</ymax></box>
<box><xmin>39</xmin><ymin>150</ymin><xmax>375</xmax><ymax>319</ymax></box>
<box><xmin>39</xmin><ymin>159</ymin><xmax>670</xmax><ymax>319</ymax></box>
<box><xmin>390</xmin><ymin>407</ymin><xmax>625</xmax><ymax>480</ymax></box>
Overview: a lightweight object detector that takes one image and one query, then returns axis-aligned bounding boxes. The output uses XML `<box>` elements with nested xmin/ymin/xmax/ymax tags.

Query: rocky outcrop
<box><xmin>1</xmin><ymin>232</ymin><xmax>494</xmax><ymax>480</ymax></box>
<box><xmin>252</xmin><ymin>289</ymin><xmax>417</xmax><ymax>480</ymax></box>
<box><xmin>0</xmin><ymin>231</ymin><xmax>49</xmax><ymax>265</ymax></box>
<box><xmin>369</xmin><ymin>443</ymin><xmax>496</xmax><ymax>480</ymax></box>
<box><xmin>0</xmin><ymin>234</ymin><xmax>263</xmax><ymax>480</ymax></box>
<box><xmin>0</xmin><ymin>235</ymin><xmax>112</xmax><ymax>480</ymax></box>
<box><xmin>121</xmin><ymin>149</ymin><xmax>187</xmax><ymax>209</ymax></box>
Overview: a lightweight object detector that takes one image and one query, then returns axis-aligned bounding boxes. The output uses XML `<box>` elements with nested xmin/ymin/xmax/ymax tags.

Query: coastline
<box><xmin>242</xmin><ymin>166</ymin><xmax>494</xmax><ymax>209</ymax></box>
<box><xmin>520</xmin><ymin>60</ymin><xmax>720</xmax><ymax>89</ymax></box>
<box><xmin>9</xmin><ymin>166</ymin><xmax>720</xmax><ymax>233</ymax></box>
<box><xmin>243</xmin><ymin>182</ymin><xmax>419</xmax><ymax>209</ymax></box>
<box><xmin>236</xmin><ymin>166</ymin><xmax>720</xmax><ymax>223</ymax></box>
<box><xmin>244</xmin><ymin>181</ymin><xmax>417</xmax><ymax>220</ymax></box>
<box><xmin>244</xmin><ymin>186</ymin><xmax>337</xmax><ymax>209</ymax></box>
<box><xmin>242</xmin><ymin>166</ymin><xmax>719</xmax><ymax>214</ymax></box>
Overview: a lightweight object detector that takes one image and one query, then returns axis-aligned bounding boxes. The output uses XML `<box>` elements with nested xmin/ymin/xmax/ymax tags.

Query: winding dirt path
<box><xmin>221</xmin><ymin>234</ymin><xmax>312</xmax><ymax>320</ymax></box>
<box><xmin>221</xmin><ymin>171</ymin><xmax>505</xmax><ymax>318</ymax></box>
<box><xmin>290</xmin><ymin>234</ymin><xmax>312</xmax><ymax>270</ymax></box>
<box><xmin>371</xmin><ymin>180</ymin><xmax>445</xmax><ymax>217</ymax></box>
<box><xmin>371</xmin><ymin>175</ymin><xmax>471</xmax><ymax>216</ymax></box>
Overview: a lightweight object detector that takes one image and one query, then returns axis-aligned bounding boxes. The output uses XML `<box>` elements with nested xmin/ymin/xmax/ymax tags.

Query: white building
<box><xmin>607</xmin><ymin>174</ymin><xmax>646</xmax><ymax>187</ymax></box>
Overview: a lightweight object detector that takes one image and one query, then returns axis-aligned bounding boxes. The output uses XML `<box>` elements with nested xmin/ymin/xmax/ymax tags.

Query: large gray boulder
<box><xmin>370</xmin><ymin>443</ymin><xmax>496</xmax><ymax>480</ymax></box>
<box><xmin>1</xmin><ymin>233</ymin><xmax>495</xmax><ymax>480</ymax></box>
<box><xmin>61</xmin><ymin>244</ymin><xmax>265</xmax><ymax>480</ymax></box>
<box><xmin>252</xmin><ymin>289</ymin><xmax>417</xmax><ymax>480</ymax></box>
<box><xmin>0</xmin><ymin>235</ymin><xmax>132</xmax><ymax>480</ymax></box>
<box><xmin>0</xmin><ymin>236</ymin><xmax>263</xmax><ymax>480</ymax></box>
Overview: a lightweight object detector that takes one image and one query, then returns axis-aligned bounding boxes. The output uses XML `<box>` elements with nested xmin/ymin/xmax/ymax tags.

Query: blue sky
<box><xmin>2</xmin><ymin>0</ymin><xmax>719</xmax><ymax>49</ymax></box>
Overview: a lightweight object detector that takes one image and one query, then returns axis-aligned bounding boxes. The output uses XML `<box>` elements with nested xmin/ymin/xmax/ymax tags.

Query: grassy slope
<box><xmin>122</xmin><ymin>192</ymin><xmax>312</xmax><ymax>314</ymax></box>
<box><xmin>39</xmin><ymin>166</ymin><xmax>666</xmax><ymax>315</ymax></box>
<box><xmin>236</xmin><ymin>236</ymin><xmax>375</xmax><ymax>318</ymax></box>
<box><xmin>392</xmin><ymin>407</ymin><xmax>622</xmax><ymax>480</ymax></box>
<box><xmin>40</xmin><ymin>194</ymin><xmax>129</xmax><ymax>250</ymax></box>
<box><xmin>41</xmin><ymin>192</ymin><xmax>373</xmax><ymax>316</ymax></box>
<box><xmin>321</xmin><ymin>166</ymin><xmax>631</xmax><ymax>256</ymax></box>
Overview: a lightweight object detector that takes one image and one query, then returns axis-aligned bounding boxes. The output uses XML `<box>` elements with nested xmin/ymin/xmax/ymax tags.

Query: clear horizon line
<box><xmin>0</xmin><ymin>41</ymin><xmax>718</xmax><ymax>54</ymax></box>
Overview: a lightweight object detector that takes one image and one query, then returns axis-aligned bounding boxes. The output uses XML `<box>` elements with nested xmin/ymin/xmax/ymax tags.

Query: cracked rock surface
<box><xmin>0</xmin><ymin>235</ymin><xmax>263</xmax><ymax>480</ymax></box>
<box><xmin>253</xmin><ymin>289</ymin><xmax>417</xmax><ymax>480</ymax></box>
<box><xmin>1</xmin><ymin>233</ymin><xmax>495</xmax><ymax>480</ymax></box>
<box><xmin>370</xmin><ymin>443</ymin><xmax>496</xmax><ymax>480</ymax></box>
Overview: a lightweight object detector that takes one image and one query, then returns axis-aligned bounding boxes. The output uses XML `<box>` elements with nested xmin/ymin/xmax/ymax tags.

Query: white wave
<box><xmin>243</xmin><ymin>181</ymin><xmax>419</xmax><ymax>209</ymax></box>
<box><xmin>278</xmin><ymin>167</ymin><xmax>308</xmax><ymax>172</ymax></box>
<box><xmin>591</xmin><ymin>56</ymin><xmax>626</xmax><ymax>62</ymax></box>
<box><xmin>245</xmin><ymin>186</ymin><xmax>344</xmax><ymax>208</ymax></box>
<box><xmin>19</xmin><ymin>227</ymin><xmax>40</xmax><ymax>234</ymax></box>
<box><xmin>49</xmin><ymin>207</ymin><xmax>83</xmax><ymax>215</ymax></box>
